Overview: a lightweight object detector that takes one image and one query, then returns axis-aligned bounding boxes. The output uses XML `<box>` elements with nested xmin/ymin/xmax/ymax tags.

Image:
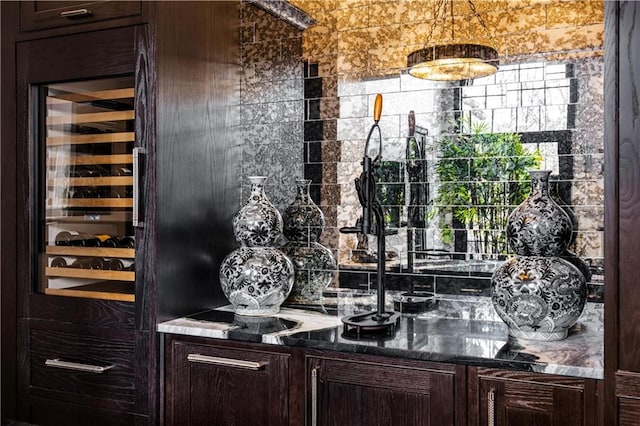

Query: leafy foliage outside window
<box><xmin>434</xmin><ymin>120</ymin><xmax>541</xmax><ymax>258</ymax></box>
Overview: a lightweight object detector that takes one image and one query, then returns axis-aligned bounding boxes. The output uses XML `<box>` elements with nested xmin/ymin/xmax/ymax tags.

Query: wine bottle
<box><xmin>118</xmin><ymin>236</ymin><xmax>135</xmax><ymax>248</ymax></box>
<box><xmin>96</xmin><ymin>234</ymin><xmax>118</xmax><ymax>247</ymax></box>
<box><xmin>105</xmin><ymin>258</ymin><xmax>124</xmax><ymax>271</ymax></box>
<box><xmin>54</xmin><ymin>231</ymin><xmax>75</xmax><ymax>246</ymax></box>
<box><xmin>50</xmin><ymin>257</ymin><xmax>67</xmax><ymax>268</ymax></box>
<box><xmin>70</xmin><ymin>258</ymin><xmax>103</xmax><ymax>269</ymax></box>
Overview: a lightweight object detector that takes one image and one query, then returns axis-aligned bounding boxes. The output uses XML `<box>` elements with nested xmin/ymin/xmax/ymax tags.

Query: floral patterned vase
<box><xmin>506</xmin><ymin>170</ymin><xmax>573</xmax><ymax>257</ymax></box>
<box><xmin>491</xmin><ymin>256</ymin><xmax>586</xmax><ymax>341</ymax></box>
<box><xmin>281</xmin><ymin>179</ymin><xmax>336</xmax><ymax>305</ymax></box>
<box><xmin>220</xmin><ymin>176</ymin><xmax>294</xmax><ymax>316</ymax></box>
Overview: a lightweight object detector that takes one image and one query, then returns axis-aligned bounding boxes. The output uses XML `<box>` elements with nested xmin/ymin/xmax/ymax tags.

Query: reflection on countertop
<box><xmin>157</xmin><ymin>290</ymin><xmax>603</xmax><ymax>380</ymax></box>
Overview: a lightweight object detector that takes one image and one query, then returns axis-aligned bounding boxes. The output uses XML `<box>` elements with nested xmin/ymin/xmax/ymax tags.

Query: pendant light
<box><xmin>407</xmin><ymin>0</ymin><xmax>499</xmax><ymax>81</ymax></box>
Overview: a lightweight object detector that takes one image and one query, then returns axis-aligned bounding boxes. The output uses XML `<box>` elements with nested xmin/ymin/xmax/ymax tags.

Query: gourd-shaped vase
<box><xmin>281</xmin><ymin>179</ymin><xmax>336</xmax><ymax>304</ymax></box>
<box><xmin>220</xmin><ymin>176</ymin><xmax>294</xmax><ymax>316</ymax></box>
<box><xmin>491</xmin><ymin>170</ymin><xmax>587</xmax><ymax>341</ymax></box>
<box><xmin>506</xmin><ymin>170</ymin><xmax>573</xmax><ymax>256</ymax></box>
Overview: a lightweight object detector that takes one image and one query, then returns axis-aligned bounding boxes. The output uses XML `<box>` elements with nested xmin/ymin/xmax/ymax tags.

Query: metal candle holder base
<box><xmin>342</xmin><ymin>310</ymin><xmax>401</xmax><ymax>340</ymax></box>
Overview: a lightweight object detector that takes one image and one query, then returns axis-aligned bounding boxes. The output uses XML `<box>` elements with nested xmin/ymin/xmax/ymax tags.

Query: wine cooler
<box><xmin>40</xmin><ymin>76</ymin><xmax>142</xmax><ymax>302</ymax></box>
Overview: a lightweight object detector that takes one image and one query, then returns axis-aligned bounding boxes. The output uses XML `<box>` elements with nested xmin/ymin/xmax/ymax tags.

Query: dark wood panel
<box><xmin>616</xmin><ymin>0</ymin><xmax>640</xmax><ymax>373</ymax></box>
<box><xmin>164</xmin><ymin>336</ymin><xmax>290</xmax><ymax>426</ymax></box>
<box><xmin>323</xmin><ymin>381</ymin><xmax>432</xmax><ymax>426</ymax></box>
<box><xmin>619</xmin><ymin>397</ymin><xmax>640</xmax><ymax>426</ymax></box>
<box><xmin>29</xmin><ymin>294</ymin><xmax>135</xmax><ymax>326</ymax></box>
<box><xmin>475</xmin><ymin>367</ymin><xmax>587</xmax><ymax>389</ymax></box>
<box><xmin>616</xmin><ymin>371</ymin><xmax>640</xmax><ymax>398</ymax></box>
<box><xmin>17</xmin><ymin>26</ymin><xmax>135</xmax><ymax>84</ymax></box>
<box><xmin>133</xmin><ymin>22</ymin><xmax>157</xmax><ymax>424</ymax></box>
<box><xmin>27</xmin><ymin>396</ymin><xmax>146</xmax><ymax>426</ymax></box>
<box><xmin>603</xmin><ymin>0</ymin><xmax>620</xmax><ymax>423</ymax></box>
<box><xmin>154</xmin><ymin>0</ymin><xmax>241</xmax><ymax>319</ymax></box>
<box><xmin>1</xmin><ymin>2</ymin><xmax>20</xmax><ymax>421</ymax></box>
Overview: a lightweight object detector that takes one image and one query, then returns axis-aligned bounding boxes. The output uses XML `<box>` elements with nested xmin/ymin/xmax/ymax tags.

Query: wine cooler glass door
<box><xmin>40</xmin><ymin>76</ymin><xmax>138</xmax><ymax>302</ymax></box>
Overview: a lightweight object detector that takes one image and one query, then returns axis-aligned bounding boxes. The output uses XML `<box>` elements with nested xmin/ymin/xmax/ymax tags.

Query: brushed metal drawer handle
<box><xmin>187</xmin><ymin>354</ymin><xmax>267</xmax><ymax>370</ymax></box>
<box><xmin>60</xmin><ymin>9</ymin><xmax>92</xmax><ymax>18</ymax></box>
<box><xmin>45</xmin><ymin>358</ymin><xmax>113</xmax><ymax>373</ymax></box>
<box><xmin>311</xmin><ymin>367</ymin><xmax>319</xmax><ymax>426</ymax></box>
<box><xmin>487</xmin><ymin>389</ymin><xmax>495</xmax><ymax>426</ymax></box>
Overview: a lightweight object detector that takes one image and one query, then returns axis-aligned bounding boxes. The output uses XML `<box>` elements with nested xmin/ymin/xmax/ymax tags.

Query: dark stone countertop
<box><xmin>157</xmin><ymin>292</ymin><xmax>603</xmax><ymax>380</ymax></box>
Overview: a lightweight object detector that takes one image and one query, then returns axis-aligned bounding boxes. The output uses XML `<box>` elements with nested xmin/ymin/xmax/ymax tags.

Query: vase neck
<box><xmin>248</xmin><ymin>176</ymin><xmax>267</xmax><ymax>201</ymax></box>
<box><xmin>295</xmin><ymin>179</ymin><xmax>312</xmax><ymax>201</ymax></box>
<box><xmin>529</xmin><ymin>171</ymin><xmax>551</xmax><ymax>196</ymax></box>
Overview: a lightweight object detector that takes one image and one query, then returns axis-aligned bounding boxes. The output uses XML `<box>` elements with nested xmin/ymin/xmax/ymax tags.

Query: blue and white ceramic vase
<box><xmin>281</xmin><ymin>179</ymin><xmax>336</xmax><ymax>304</ymax></box>
<box><xmin>491</xmin><ymin>170</ymin><xmax>587</xmax><ymax>341</ymax></box>
<box><xmin>220</xmin><ymin>176</ymin><xmax>294</xmax><ymax>316</ymax></box>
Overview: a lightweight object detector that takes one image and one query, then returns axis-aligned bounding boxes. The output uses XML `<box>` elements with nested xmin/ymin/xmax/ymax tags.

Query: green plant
<box><xmin>434</xmin><ymin>119</ymin><xmax>540</xmax><ymax>257</ymax></box>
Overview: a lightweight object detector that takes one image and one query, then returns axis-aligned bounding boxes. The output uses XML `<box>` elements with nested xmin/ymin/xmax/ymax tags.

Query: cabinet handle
<box><xmin>487</xmin><ymin>389</ymin><xmax>495</xmax><ymax>426</ymax></box>
<box><xmin>132</xmin><ymin>147</ymin><xmax>146</xmax><ymax>228</ymax></box>
<box><xmin>187</xmin><ymin>354</ymin><xmax>267</xmax><ymax>370</ymax></box>
<box><xmin>60</xmin><ymin>8</ymin><xmax>92</xmax><ymax>18</ymax></box>
<box><xmin>45</xmin><ymin>358</ymin><xmax>113</xmax><ymax>374</ymax></box>
<box><xmin>311</xmin><ymin>367</ymin><xmax>319</xmax><ymax>426</ymax></box>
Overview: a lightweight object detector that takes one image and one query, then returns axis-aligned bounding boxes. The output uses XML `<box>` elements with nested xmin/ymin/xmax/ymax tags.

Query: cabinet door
<box><xmin>165</xmin><ymin>336</ymin><xmax>290</xmax><ymax>426</ymax></box>
<box><xmin>20</xmin><ymin>1</ymin><xmax>143</xmax><ymax>32</ymax></box>
<box><xmin>16</xmin><ymin>25</ymin><xmax>147</xmax><ymax>315</ymax></box>
<box><xmin>473</xmin><ymin>368</ymin><xmax>598</xmax><ymax>426</ymax></box>
<box><xmin>307</xmin><ymin>354</ymin><xmax>463</xmax><ymax>426</ymax></box>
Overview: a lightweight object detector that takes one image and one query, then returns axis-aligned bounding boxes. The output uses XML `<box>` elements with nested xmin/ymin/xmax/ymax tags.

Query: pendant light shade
<box><xmin>407</xmin><ymin>43</ymin><xmax>499</xmax><ymax>81</ymax></box>
<box><xmin>407</xmin><ymin>0</ymin><xmax>499</xmax><ymax>81</ymax></box>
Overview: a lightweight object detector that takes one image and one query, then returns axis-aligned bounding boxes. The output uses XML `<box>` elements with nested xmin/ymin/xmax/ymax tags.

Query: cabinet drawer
<box><xmin>165</xmin><ymin>336</ymin><xmax>290</xmax><ymax>426</ymax></box>
<box><xmin>29</xmin><ymin>323</ymin><xmax>136</xmax><ymax>407</ymax></box>
<box><xmin>20</xmin><ymin>1</ymin><xmax>142</xmax><ymax>32</ymax></box>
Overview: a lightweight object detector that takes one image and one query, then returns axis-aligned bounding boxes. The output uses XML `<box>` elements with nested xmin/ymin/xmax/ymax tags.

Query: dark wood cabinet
<box><xmin>2</xmin><ymin>0</ymin><xmax>241</xmax><ymax>424</ymax></box>
<box><xmin>604</xmin><ymin>1</ymin><xmax>640</xmax><ymax>424</ymax></box>
<box><xmin>469</xmin><ymin>367</ymin><xmax>599</xmax><ymax>426</ymax></box>
<box><xmin>305</xmin><ymin>351</ymin><xmax>467</xmax><ymax>426</ymax></box>
<box><xmin>164</xmin><ymin>335</ymin><xmax>291</xmax><ymax>426</ymax></box>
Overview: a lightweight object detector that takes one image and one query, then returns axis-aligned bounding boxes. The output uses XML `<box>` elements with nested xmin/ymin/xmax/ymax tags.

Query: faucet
<box><xmin>340</xmin><ymin>94</ymin><xmax>401</xmax><ymax>337</ymax></box>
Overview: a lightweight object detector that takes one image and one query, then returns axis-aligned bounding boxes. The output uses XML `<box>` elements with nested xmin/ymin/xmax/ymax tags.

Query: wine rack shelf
<box><xmin>47</xmin><ymin>154</ymin><xmax>134</xmax><ymax>166</ymax></box>
<box><xmin>47</xmin><ymin>211</ymin><xmax>132</xmax><ymax>223</ymax></box>
<box><xmin>46</xmin><ymin>110</ymin><xmax>135</xmax><ymax>126</ymax></box>
<box><xmin>48</xmin><ymin>176</ymin><xmax>134</xmax><ymax>187</ymax></box>
<box><xmin>44</xmin><ymin>282</ymin><xmax>135</xmax><ymax>302</ymax></box>
<box><xmin>47</xmin><ymin>88</ymin><xmax>135</xmax><ymax>104</ymax></box>
<box><xmin>46</xmin><ymin>132</ymin><xmax>135</xmax><ymax>146</ymax></box>
<box><xmin>48</xmin><ymin>198</ymin><xmax>133</xmax><ymax>208</ymax></box>
<box><xmin>46</xmin><ymin>246</ymin><xmax>135</xmax><ymax>258</ymax></box>
<box><xmin>45</xmin><ymin>267</ymin><xmax>135</xmax><ymax>282</ymax></box>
